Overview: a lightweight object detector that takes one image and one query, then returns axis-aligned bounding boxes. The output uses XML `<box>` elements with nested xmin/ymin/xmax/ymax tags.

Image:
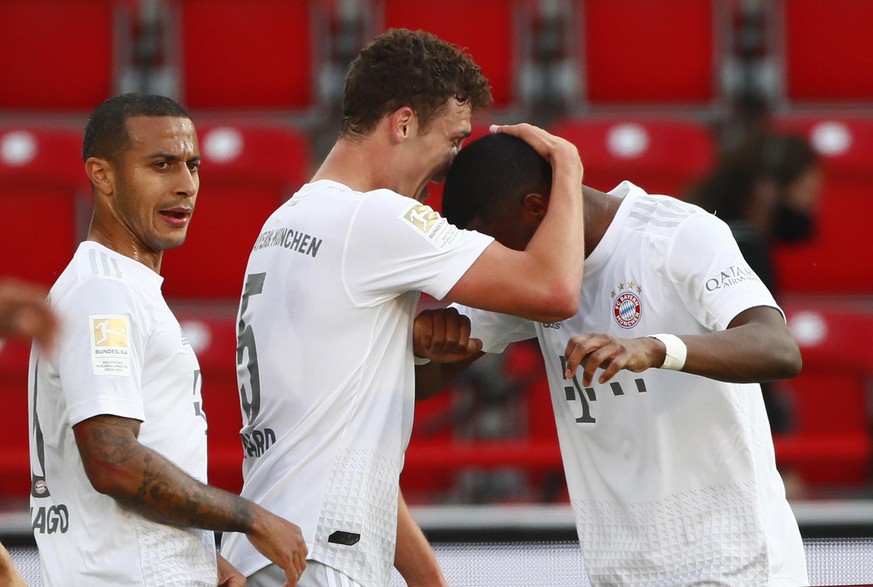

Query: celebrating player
<box><xmin>220</xmin><ymin>29</ymin><xmax>586</xmax><ymax>587</ymax></box>
<box><xmin>415</xmin><ymin>133</ymin><xmax>808</xmax><ymax>586</ymax></box>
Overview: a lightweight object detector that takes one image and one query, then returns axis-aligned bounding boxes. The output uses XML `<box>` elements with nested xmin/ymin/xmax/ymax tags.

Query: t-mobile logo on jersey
<box><xmin>559</xmin><ymin>355</ymin><xmax>647</xmax><ymax>423</ymax></box>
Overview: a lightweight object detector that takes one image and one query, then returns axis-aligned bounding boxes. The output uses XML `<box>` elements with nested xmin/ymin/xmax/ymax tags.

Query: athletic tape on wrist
<box><xmin>413</xmin><ymin>355</ymin><xmax>432</xmax><ymax>366</ymax></box>
<box><xmin>649</xmin><ymin>333</ymin><xmax>687</xmax><ymax>371</ymax></box>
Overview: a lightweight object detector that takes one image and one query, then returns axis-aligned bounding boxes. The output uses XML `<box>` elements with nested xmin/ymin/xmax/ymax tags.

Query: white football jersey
<box><xmin>28</xmin><ymin>242</ymin><xmax>216</xmax><ymax>587</ymax></box>
<box><xmin>455</xmin><ymin>183</ymin><xmax>808</xmax><ymax>586</ymax></box>
<box><xmin>220</xmin><ymin>180</ymin><xmax>492</xmax><ymax>585</ymax></box>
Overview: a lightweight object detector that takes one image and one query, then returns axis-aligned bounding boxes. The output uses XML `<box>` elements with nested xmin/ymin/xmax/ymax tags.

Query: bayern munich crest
<box><xmin>612</xmin><ymin>282</ymin><xmax>642</xmax><ymax>329</ymax></box>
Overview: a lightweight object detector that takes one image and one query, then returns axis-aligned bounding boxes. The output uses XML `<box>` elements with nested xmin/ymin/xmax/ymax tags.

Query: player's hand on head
<box><xmin>564</xmin><ymin>334</ymin><xmax>654</xmax><ymax>386</ymax></box>
<box><xmin>246</xmin><ymin>505</ymin><xmax>307</xmax><ymax>586</ymax></box>
<box><xmin>413</xmin><ymin>307</ymin><xmax>482</xmax><ymax>363</ymax></box>
<box><xmin>489</xmin><ymin>123</ymin><xmax>581</xmax><ymax>169</ymax></box>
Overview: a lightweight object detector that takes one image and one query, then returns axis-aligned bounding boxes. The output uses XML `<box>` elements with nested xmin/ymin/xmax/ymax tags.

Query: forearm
<box><xmin>415</xmin><ymin>354</ymin><xmax>480</xmax><ymax>400</ymax></box>
<box><xmin>395</xmin><ymin>491</ymin><xmax>446</xmax><ymax>587</ymax></box>
<box><xmin>680</xmin><ymin>323</ymin><xmax>801</xmax><ymax>383</ymax></box>
<box><xmin>523</xmin><ymin>156</ymin><xmax>585</xmax><ymax>302</ymax></box>
<box><xmin>75</xmin><ymin>418</ymin><xmax>254</xmax><ymax>533</ymax></box>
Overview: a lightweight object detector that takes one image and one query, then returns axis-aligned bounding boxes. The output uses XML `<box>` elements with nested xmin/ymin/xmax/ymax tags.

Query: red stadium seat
<box><xmin>575</xmin><ymin>0</ymin><xmax>725</xmax><ymax>109</ymax></box>
<box><xmin>175</xmin><ymin>310</ymin><xmax>244</xmax><ymax>492</ymax></box>
<box><xmin>769</xmin><ymin>116</ymin><xmax>873</xmax><ymax>294</ymax></box>
<box><xmin>160</xmin><ymin>123</ymin><xmax>311</xmax><ymax>300</ymax></box>
<box><xmin>779</xmin><ymin>0</ymin><xmax>873</xmax><ymax>105</ymax></box>
<box><xmin>0</xmin><ymin>127</ymin><xmax>89</xmax><ymax>287</ymax></box>
<box><xmin>0</xmin><ymin>0</ymin><xmax>133</xmax><ymax>111</ymax></box>
<box><xmin>777</xmin><ymin>300</ymin><xmax>873</xmax><ymax>487</ymax></box>
<box><xmin>173</xmin><ymin>0</ymin><xmax>324</xmax><ymax>111</ymax></box>
<box><xmin>0</xmin><ymin>339</ymin><xmax>33</xmax><ymax>499</ymax></box>
<box><xmin>548</xmin><ymin>116</ymin><xmax>717</xmax><ymax>197</ymax></box>
<box><xmin>375</xmin><ymin>0</ymin><xmax>534</xmax><ymax>111</ymax></box>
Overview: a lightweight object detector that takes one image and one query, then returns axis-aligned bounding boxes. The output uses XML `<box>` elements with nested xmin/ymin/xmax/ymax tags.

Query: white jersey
<box><xmin>220</xmin><ymin>180</ymin><xmax>492</xmax><ymax>585</ymax></box>
<box><xmin>28</xmin><ymin>242</ymin><xmax>215</xmax><ymax>587</ymax></box>
<box><xmin>455</xmin><ymin>183</ymin><xmax>808</xmax><ymax>586</ymax></box>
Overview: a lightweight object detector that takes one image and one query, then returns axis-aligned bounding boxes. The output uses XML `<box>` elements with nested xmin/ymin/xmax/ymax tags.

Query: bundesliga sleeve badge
<box><xmin>89</xmin><ymin>315</ymin><xmax>131</xmax><ymax>376</ymax></box>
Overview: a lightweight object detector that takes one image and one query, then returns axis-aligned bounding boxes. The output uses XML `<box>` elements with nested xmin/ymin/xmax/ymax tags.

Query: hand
<box><xmin>217</xmin><ymin>553</ymin><xmax>246</xmax><ymax>587</ymax></box>
<box><xmin>246</xmin><ymin>506</ymin><xmax>307</xmax><ymax>586</ymax></box>
<box><xmin>489</xmin><ymin>123</ymin><xmax>581</xmax><ymax>169</ymax></box>
<box><xmin>0</xmin><ymin>277</ymin><xmax>58</xmax><ymax>349</ymax></box>
<box><xmin>413</xmin><ymin>307</ymin><xmax>482</xmax><ymax>363</ymax></box>
<box><xmin>564</xmin><ymin>334</ymin><xmax>661</xmax><ymax>386</ymax></box>
<box><xmin>0</xmin><ymin>541</ymin><xmax>27</xmax><ymax>587</ymax></box>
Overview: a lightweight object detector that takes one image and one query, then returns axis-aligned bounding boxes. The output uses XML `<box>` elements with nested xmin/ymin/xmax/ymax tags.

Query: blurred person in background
<box><xmin>415</xmin><ymin>133</ymin><xmax>808</xmax><ymax>586</ymax></box>
<box><xmin>28</xmin><ymin>93</ymin><xmax>307</xmax><ymax>587</ymax></box>
<box><xmin>0</xmin><ymin>277</ymin><xmax>57</xmax><ymax>587</ymax></box>
<box><xmin>219</xmin><ymin>28</ymin><xmax>586</xmax><ymax>587</ymax></box>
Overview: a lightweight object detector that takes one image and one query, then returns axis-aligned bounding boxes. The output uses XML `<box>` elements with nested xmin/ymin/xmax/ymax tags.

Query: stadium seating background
<box><xmin>1</xmin><ymin>0</ymin><xmax>872</xmax><ymax>508</ymax></box>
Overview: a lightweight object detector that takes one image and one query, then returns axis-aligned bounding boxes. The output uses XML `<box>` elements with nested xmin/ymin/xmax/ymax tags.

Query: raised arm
<box><xmin>444</xmin><ymin>124</ymin><xmax>585</xmax><ymax>323</ymax></box>
<box><xmin>564</xmin><ymin>306</ymin><xmax>802</xmax><ymax>387</ymax></box>
<box><xmin>73</xmin><ymin>414</ymin><xmax>307</xmax><ymax>585</ymax></box>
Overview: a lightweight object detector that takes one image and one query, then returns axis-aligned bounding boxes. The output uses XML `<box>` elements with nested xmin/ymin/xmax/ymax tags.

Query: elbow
<box><xmin>83</xmin><ymin>461</ymin><xmax>130</xmax><ymax>498</ymax></box>
<box><xmin>783</xmin><ymin>346</ymin><xmax>803</xmax><ymax>379</ymax></box>
<box><xmin>772</xmin><ymin>337</ymin><xmax>803</xmax><ymax>380</ymax></box>
<box><xmin>536</xmin><ymin>283</ymin><xmax>580</xmax><ymax>322</ymax></box>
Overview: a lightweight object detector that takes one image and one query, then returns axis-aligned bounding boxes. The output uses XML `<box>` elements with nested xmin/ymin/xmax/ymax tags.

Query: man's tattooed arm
<box><xmin>73</xmin><ymin>414</ymin><xmax>253</xmax><ymax>532</ymax></box>
<box><xmin>73</xmin><ymin>414</ymin><xmax>309</xmax><ymax>580</ymax></box>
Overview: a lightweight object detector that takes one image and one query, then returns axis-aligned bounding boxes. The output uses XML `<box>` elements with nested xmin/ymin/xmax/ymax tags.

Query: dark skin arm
<box><xmin>565</xmin><ymin>305</ymin><xmax>802</xmax><ymax>386</ymax></box>
<box><xmin>414</xmin><ymin>306</ymin><xmax>801</xmax><ymax>398</ymax></box>
<box><xmin>412</xmin><ymin>307</ymin><xmax>484</xmax><ymax>400</ymax></box>
<box><xmin>74</xmin><ymin>415</ymin><xmax>307</xmax><ymax>585</ymax></box>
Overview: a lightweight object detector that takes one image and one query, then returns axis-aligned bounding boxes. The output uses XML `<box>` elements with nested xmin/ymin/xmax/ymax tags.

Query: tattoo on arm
<box><xmin>75</xmin><ymin>414</ymin><xmax>255</xmax><ymax>533</ymax></box>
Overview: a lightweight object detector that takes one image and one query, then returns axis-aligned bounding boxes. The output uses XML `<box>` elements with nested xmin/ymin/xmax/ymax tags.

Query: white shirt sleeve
<box><xmin>667</xmin><ymin>211</ymin><xmax>781</xmax><ymax>332</ymax></box>
<box><xmin>343</xmin><ymin>191</ymin><xmax>494</xmax><ymax>306</ymax></box>
<box><xmin>452</xmin><ymin>303</ymin><xmax>537</xmax><ymax>353</ymax></box>
<box><xmin>55</xmin><ymin>276</ymin><xmax>148</xmax><ymax>426</ymax></box>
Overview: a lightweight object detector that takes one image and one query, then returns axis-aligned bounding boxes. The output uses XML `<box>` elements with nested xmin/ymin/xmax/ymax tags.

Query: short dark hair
<box><xmin>341</xmin><ymin>28</ymin><xmax>492</xmax><ymax>137</ymax></box>
<box><xmin>82</xmin><ymin>93</ymin><xmax>191</xmax><ymax>162</ymax></box>
<box><xmin>443</xmin><ymin>133</ymin><xmax>552</xmax><ymax>228</ymax></box>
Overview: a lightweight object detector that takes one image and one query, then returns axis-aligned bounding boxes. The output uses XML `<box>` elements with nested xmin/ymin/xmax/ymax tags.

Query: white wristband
<box><xmin>413</xmin><ymin>355</ymin><xmax>432</xmax><ymax>366</ymax></box>
<box><xmin>649</xmin><ymin>334</ymin><xmax>687</xmax><ymax>371</ymax></box>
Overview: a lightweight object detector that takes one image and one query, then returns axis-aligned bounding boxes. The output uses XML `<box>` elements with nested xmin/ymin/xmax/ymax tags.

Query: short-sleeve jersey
<box><xmin>220</xmin><ymin>180</ymin><xmax>493</xmax><ymax>585</ymax></box>
<box><xmin>28</xmin><ymin>242</ymin><xmax>216</xmax><ymax>587</ymax></box>
<box><xmin>455</xmin><ymin>183</ymin><xmax>808</xmax><ymax>586</ymax></box>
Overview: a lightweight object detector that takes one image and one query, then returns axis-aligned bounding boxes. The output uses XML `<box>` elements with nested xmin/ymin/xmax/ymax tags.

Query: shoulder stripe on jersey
<box><xmin>88</xmin><ymin>249</ymin><xmax>124</xmax><ymax>278</ymax></box>
<box><xmin>88</xmin><ymin>248</ymin><xmax>99</xmax><ymax>276</ymax></box>
<box><xmin>100</xmin><ymin>252</ymin><xmax>112</xmax><ymax>277</ymax></box>
<box><xmin>660</xmin><ymin>199</ymin><xmax>695</xmax><ymax>217</ymax></box>
<box><xmin>628</xmin><ymin>210</ymin><xmax>682</xmax><ymax>228</ymax></box>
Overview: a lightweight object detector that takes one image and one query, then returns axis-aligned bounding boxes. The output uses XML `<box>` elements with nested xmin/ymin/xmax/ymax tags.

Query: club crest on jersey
<box><xmin>611</xmin><ymin>282</ymin><xmax>642</xmax><ymax>329</ymax></box>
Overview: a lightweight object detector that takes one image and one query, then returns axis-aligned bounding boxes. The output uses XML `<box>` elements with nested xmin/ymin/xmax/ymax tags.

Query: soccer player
<box><xmin>415</xmin><ymin>133</ymin><xmax>809</xmax><ymax>586</ymax></box>
<box><xmin>28</xmin><ymin>93</ymin><xmax>307</xmax><ymax>586</ymax></box>
<box><xmin>219</xmin><ymin>29</ymin><xmax>585</xmax><ymax>587</ymax></box>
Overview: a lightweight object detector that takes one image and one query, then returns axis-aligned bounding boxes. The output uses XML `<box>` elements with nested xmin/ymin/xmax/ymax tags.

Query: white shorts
<box><xmin>247</xmin><ymin>560</ymin><xmax>364</xmax><ymax>587</ymax></box>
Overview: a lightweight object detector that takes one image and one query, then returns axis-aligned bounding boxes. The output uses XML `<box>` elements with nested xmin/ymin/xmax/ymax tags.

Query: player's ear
<box><xmin>522</xmin><ymin>193</ymin><xmax>548</xmax><ymax>220</ymax></box>
<box><xmin>85</xmin><ymin>156</ymin><xmax>115</xmax><ymax>197</ymax></box>
<box><xmin>390</xmin><ymin>106</ymin><xmax>416</xmax><ymax>143</ymax></box>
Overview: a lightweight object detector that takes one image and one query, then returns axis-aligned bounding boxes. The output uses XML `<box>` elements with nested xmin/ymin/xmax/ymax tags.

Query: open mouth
<box><xmin>159</xmin><ymin>208</ymin><xmax>192</xmax><ymax>226</ymax></box>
